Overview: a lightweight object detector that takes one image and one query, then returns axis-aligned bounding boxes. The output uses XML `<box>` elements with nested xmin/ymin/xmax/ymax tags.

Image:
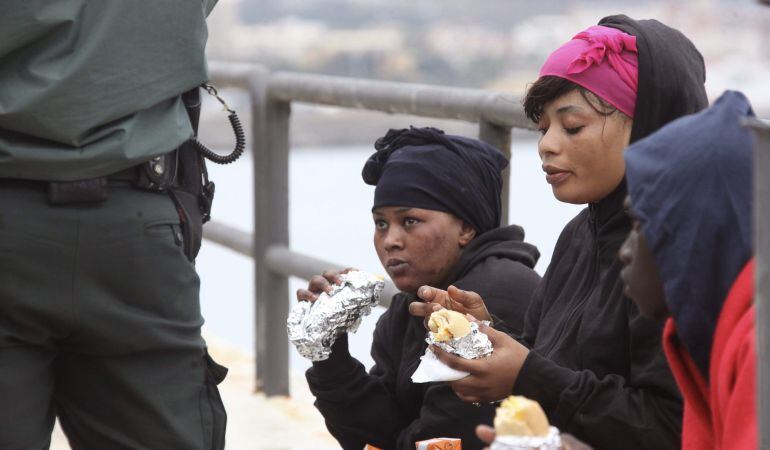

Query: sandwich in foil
<box><xmin>427</xmin><ymin>309</ymin><xmax>492</xmax><ymax>360</ymax></box>
<box><xmin>287</xmin><ymin>270</ymin><xmax>385</xmax><ymax>361</ymax></box>
<box><xmin>491</xmin><ymin>396</ymin><xmax>562</xmax><ymax>450</ymax></box>
<box><xmin>412</xmin><ymin>309</ymin><xmax>493</xmax><ymax>383</ymax></box>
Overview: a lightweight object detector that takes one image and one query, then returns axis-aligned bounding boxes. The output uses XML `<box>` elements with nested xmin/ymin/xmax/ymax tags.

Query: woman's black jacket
<box><xmin>306</xmin><ymin>225</ymin><xmax>540</xmax><ymax>449</ymax></box>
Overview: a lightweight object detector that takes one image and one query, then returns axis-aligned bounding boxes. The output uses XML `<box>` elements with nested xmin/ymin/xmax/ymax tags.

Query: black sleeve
<box><xmin>513</xmin><ymin>301</ymin><xmax>682</xmax><ymax>450</ymax></box>
<box><xmin>517</xmin><ymin>293</ymin><xmax>541</xmax><ymax>347</ymax></box>
<box><xmin>305</xmin><ymin>313</ymin><xmax>404</xmax><ymax>449</ymax></box>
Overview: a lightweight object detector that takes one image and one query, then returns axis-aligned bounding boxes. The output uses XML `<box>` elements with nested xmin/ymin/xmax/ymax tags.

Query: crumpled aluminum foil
<box><xmin>490</xmin><ymin>427</ymin><xmax>562</xmax><ymax>450</ymax></box>
<box><xmin>287</xmin><ymin>271</ymin><xmax>385</xmax><ymax>361</ymax></box>
<box><xmin>426</xmin><ymin>321</ymin><xmax>493</xmax><ymax>359</ymax></box>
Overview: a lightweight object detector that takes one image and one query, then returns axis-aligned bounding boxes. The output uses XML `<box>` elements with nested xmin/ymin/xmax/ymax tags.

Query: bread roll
<box><xmin>494</xmin><ymin>395</ymin><xmax>550</xmax><ymax>437</ymax></box>
<box><xmin>428</xmin><ymin>309</ymin><xmax>471</xmax><ymax>342</ymax></box>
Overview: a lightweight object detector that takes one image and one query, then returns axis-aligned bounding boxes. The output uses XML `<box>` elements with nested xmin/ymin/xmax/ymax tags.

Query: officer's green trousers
<box><xmin>0</xmin><ymin>182</ymin><xmax>227</xmax><ymax>450</ymax></box>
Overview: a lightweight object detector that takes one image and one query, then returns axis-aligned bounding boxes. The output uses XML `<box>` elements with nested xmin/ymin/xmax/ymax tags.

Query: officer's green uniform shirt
<box><xmin>0</xmin><ymin>0</ymin><xmax>218</xmax><ymax>181</ymax></box>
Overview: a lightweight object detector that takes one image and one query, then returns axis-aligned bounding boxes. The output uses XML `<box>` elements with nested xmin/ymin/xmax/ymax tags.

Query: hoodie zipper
<box><xmin>543</xmin><ymin>208</ymin><xmax>602</xmax><ymax>359</ymax></box>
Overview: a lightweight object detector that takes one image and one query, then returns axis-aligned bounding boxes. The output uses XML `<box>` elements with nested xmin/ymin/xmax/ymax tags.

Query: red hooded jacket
<box><xmin>663</xmin><ymin>259</ymin><xmax>757</xmax><ymax>450</ymax></box>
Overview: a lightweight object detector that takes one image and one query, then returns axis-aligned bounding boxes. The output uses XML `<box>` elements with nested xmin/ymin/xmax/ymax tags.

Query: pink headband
<box><xmin>539</xmin><ymin>25</ymin><xmax>638</xmax><ymax>117</ymax></box>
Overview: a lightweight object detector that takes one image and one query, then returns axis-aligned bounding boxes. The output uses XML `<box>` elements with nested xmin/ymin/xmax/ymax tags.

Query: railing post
<box><xmin>249</xmin><ymin>68</ymin><xmax>291</xmax><ymax>396</ymax></box>
<box><xmin>479</xmin><ymin>120</ymin><xmax>512</xmax><ymax>225</ymax></box>
<box><xmin>747</xmin><ymin>119</ymin><xmax>770</xmax><ymax>449</ymax></box>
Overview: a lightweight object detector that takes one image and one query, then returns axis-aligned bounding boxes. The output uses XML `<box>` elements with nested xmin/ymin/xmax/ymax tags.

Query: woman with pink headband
<box><xmin>412</xmin><ymin>15</ymin><xmax>708</xmax><ymax>449</ymax></box>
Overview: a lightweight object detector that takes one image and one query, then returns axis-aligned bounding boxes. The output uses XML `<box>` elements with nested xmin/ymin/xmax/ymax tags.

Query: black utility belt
<box><xmin>0</xmin><ymin>151</ymin><xmax>178</xmax><ymax>205</ymax></box>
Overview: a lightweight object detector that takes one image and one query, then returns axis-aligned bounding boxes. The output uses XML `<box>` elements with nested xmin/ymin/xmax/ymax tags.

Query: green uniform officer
<box><xmin>0</xmin><ymin>2</ymin><xmax>227</xmax><ymax>449</ymax></box>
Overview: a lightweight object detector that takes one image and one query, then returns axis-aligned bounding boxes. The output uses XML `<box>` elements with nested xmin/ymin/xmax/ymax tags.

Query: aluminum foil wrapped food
<box><xmin>427</xmin><ymin>310</ymin><xmax>493</xmax><ymax>359</ymax></box>
<box><xmin>287</xmin><ymin>270</ymin><xmax>385</xmax><ymax>361</ymax></box>
<box><xmin>490</xmin><ymin>428</ymin><xmax>562</xmax><ymax>450</ymax></box>
<box><xmin>490</xmin><ymin>396</ymin><xmax>562</xmax><ymax>450</ymax></box>
<box><xmin>412</xmin><ymin>310</ymin><xmax>493</xmax><ymax>383</ymax></box>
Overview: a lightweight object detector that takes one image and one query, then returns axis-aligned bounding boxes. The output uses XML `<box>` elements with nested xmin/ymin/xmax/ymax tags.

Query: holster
<box><xmin>46</xmin><ymin>87</ymin><xmax>214</xmax><ymax>262</ymax></box>
<box><xmin>168</xmin><ymin>140</ymin><xmax>214</xmax><ymax>262</ymax></box>
<box><xmin>166</xmin><ymin>87</ymin><xmax>215</xmax><ymax>262</ymax></box>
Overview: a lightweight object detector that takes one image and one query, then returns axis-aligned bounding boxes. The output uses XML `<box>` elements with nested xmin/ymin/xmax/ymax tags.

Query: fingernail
<box><xmin>418</xmin><ymin>286</ymin><xmax>428</xmax><ymax>296</ymax></box>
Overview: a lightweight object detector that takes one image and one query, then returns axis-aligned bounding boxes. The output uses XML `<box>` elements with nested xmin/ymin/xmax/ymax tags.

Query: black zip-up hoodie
<box><xmin>512</xmin><ymin>15</ymin><xmax>708</xmax><ymax>450</ymax></box>
<box><xmin>307</xmin><ymin>225</ymin><xmax>540</xmax><ymax>449</ymax></box>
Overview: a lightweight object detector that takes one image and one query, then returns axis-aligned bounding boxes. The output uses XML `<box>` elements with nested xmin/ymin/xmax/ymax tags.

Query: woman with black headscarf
<box><xmin>297</xmin><ymin>127</ymin><xmax>541</xmax><ymax>449</ymax></box>
<box><xmin>418</xmin><ymin>15</ymin><xmax>708</xmax><ymax>450</ymax></box>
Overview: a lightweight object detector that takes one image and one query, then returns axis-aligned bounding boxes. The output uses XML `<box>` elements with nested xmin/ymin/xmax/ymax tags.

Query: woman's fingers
<box><xmin>417</xmin><ymin>285</ymin><xmax>447</xmax><ymax>306</ymax></box>
<box><xmin>454</xmin><ymin>392</ymin><xmax>482</xmax><ymax>404</ymax></box>
<box><xmin>431</xmin><ymin>345</ymin><xmax>477</xmax><ymax>372</ymax></box>
<box><xmin>300</xmin><ymin>269</ymin><xmax>358</xmax><ymax>301</ymax></box>
<box><xmin>295</xmin><ymin>288</ymin><xmax>319</xmax><ymax>302</ymax></box>
<box><xmin>408</xmin><ymin>301</ymin><xmax>442</xmax><ymax>318</ymax></box>
<box><xmin>477</xmin><ymin>321</ymin><xmax>509</xmax><ymax>346</ymax></box>
<box><xmin>418</xmin><ymin>285</ymin><xmax>470</xmax><ymax>314</ymax></box>
<box><xmin>308</xmin><ymin>274</ymin><xmax>334</xmax><ymax>294</ymax></box>
<box><xmin>562</xmin><ymin>434</ymin><xmax>594</xmax><ymax>450</ymax></box>
<box><xmin>475</xmin><ymin>425</ymin><xmax>496</xmax><ymax>445</ymax></box>
<box><xmin>447</xmin><ymin>285</ymin><xmax>492</xmax><ymax>321</ymax></box>
<box><xmin>321</xmin><ymin>270</ymin><xmax>342</xmax><ymax>284</ymax></box>
<box><xmin>447</xmin><ymin>285</ymin><xmax>483</xmax><ymax>308</ymax></box>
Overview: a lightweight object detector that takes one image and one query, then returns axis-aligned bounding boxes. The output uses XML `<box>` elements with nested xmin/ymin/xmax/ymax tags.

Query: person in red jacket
<box><xmin>619</xmin><ymin>90</ymin><xmax>757</xmax><ymax>449</ymax></box>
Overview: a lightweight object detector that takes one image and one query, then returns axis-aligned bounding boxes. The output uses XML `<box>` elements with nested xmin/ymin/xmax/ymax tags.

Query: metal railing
<box><xmin>746</xmin><ymin>119</ymin><xmax>770</xmax><ymax>450</ymax></box>
<box><xmin>204</xmin><ymin>61</ymin><xmax>534</xmax><ymax>396</ymax></box>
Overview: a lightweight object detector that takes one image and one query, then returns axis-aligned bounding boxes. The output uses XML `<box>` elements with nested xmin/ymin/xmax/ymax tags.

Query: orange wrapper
<box><xmin>415</xmin><ymin>437</ymin><xmax>462</xmax><ymax>450</ymax></box>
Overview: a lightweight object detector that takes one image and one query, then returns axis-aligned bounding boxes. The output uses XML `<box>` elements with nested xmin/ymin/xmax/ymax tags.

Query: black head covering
<box><xmin>362</xmin><ymin>127</ymin><xmax>509</xmax><ymax>234</ymax></box>
<box><xmin>625</xmin><ymin>91</ymin><xmax>755</xmax><ymax>377</ymax></box>
<box><xmin>599</xmin><ymin>14</ymin><xmax>709</xmax><ymax>143</ymax></box>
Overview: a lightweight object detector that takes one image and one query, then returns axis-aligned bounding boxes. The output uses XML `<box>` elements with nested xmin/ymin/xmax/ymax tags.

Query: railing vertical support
<box><xmin>479</xmin><ymin>120</ymin><xmax>512</xmax><ymax>225</ymax></box>
<box><xmin>747</xmin><ymin>120</ymin><xmax>770</xmax><ymax>449</ymax></box>
<box><xmin>250</xmin><ymin>68</ymin><xmax>291</xmax><ymax>396</ymax></box>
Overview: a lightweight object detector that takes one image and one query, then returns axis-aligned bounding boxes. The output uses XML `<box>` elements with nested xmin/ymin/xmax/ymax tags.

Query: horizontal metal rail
<box><xmin>264</xmin><ymin>245</ymin><xmax>399</xmax><ymax>307</ymax></box>
<box><xmin>208</xmin><ymin>61</ymin><xmax>535</xmax><ymax>131</ymax></box>
<box><xmin>203</xmin><ymin>221</ymin><xmax>398</xmax><ymax>307</ymax></box>
<box><xmin>203</xmin><ymin>221</ymin><xmax>252</xmax><ymax>258</ymax></box>
<box><xmin>268</xmin><ymin>72</ymin><xmax>534</xmax><ymax>130</ymax></box>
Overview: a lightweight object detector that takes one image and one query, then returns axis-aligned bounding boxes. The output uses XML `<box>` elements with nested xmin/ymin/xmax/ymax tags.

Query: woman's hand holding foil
<box><xmin>288</xmin><ymin>269</ymin><xmax>384</xmax><ymax>361</ymax></box>
<box><xmin>409</xmin><ymin>285</ymin><xmax>492</xmax><ymax>323</ymax></box>
<box><xmin>432</xmin><ymin>320</ymin><xmax>529</xmax><ymax>404</ymax></box>
<box><xmin>296</xmin><ymin>268</ymin><xmax>356</xmax><ymax>302</ymax></box>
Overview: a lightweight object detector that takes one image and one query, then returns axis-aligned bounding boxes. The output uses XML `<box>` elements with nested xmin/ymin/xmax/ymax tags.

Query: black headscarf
<box><xmin>625</xmin><ymin>91</ymin><xmax>755</xmax><ymax>377</ymax></box>
<box><xmin>599</xmin><ymin>14</ymin><xmax>709</xmax><ymax>143</ymax></box>
<box><xmin>362</xmin><ymin>127</ymin><xmax>508</xmax><ymax>234</ymax></box>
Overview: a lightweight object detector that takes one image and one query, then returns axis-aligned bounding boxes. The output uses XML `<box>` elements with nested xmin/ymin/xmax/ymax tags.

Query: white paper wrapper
<box><xmin>411</xmin><ymin>321</ymin><xmax>493</xmax><ymax>383</ymax></box>
<box><xmin>411</xmin><ymin>347</ymin><xmax>469</xmax><ymax>383</ymax></box>
<box><xmin>287</xmin><ymin>271</ymin><xmax>384</xmax><ymax>361</ymax></box>
<box><xmin>490</xmin><ymin>427</ymin><xmax>562</xmax><ymax>450</ymax></box>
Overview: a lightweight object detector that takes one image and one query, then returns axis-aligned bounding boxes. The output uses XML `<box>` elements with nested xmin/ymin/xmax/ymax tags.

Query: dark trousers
<box><xmin>0</xmin><ymin>182</ymin><xmax>226</xmax><ymax>450</ymax></box>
